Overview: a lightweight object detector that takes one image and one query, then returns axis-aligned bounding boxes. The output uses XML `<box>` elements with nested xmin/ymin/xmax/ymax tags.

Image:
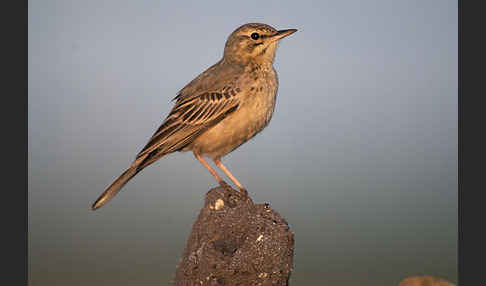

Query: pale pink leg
<box><xmin>195</xmin><ymin>153</ymin><xmax>224</xmax><ymax>184</ymax></box>
<box><xmin>214</xmin><ymin>158</ymin><xmax>247</xmax><ymax>193</ymax></box>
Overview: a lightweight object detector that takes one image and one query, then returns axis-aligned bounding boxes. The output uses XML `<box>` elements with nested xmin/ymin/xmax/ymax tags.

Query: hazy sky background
<box><xmin>28</xmin><ymin>1</ymin><xmax>457</xmax><ymax>285</ymax></box>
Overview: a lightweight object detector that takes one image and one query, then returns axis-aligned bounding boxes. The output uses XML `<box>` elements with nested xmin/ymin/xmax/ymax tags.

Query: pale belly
<box><xmin>189</xmin><ymin>89</ymin><xmax>277</xmax><ymax>159</ymax></box>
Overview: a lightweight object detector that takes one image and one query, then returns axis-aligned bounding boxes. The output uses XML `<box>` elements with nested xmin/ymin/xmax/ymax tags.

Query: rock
<box><xmin>174</xmin><ymin>184</ymin><xmax>294</xmax><ymax>285</ymax></box>
<box><xmin>398</xmin><ymin>275</ymin><xmax>455</xmax><ymax>286</ymax></box>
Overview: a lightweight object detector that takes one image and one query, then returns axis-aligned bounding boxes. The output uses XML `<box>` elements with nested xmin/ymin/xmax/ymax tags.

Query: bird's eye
<box><xmin>250</xmin><ymin>32</ymin><xmax>260</xmax><ymax>40</ymax></box>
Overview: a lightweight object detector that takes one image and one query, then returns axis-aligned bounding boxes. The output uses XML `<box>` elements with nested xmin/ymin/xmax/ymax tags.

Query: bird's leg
<box><xmin>194</xmin><ymin>153</ymin><xmax>226</xmax><ymax>186</ymax></box>
<box><xmin>213</xmin><ymin>158</ymin><xmax>248</xmax><ymax>196</ymax></box>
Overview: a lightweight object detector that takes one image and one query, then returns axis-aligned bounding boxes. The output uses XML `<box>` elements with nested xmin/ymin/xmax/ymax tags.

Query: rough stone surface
<box><xmin>173</xmin><ymin>184</ymin><xmax>294</xmax><ymax>286</ymax></box>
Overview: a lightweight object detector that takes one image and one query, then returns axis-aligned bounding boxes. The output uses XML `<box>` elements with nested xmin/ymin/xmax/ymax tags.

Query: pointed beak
<box><xmin>270</xmin><ymin>29</ymin><xmax>298</xmax><ymax>42</ymax></box>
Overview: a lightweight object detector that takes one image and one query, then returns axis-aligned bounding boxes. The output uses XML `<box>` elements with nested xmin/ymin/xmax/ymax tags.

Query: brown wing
<box><xmin>136</xmin><ymin>91</ymin><xmax>239</xmax><ymax>160</ymax></box>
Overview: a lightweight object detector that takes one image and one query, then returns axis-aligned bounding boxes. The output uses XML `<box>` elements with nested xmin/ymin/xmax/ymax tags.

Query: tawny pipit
<box><xmin>92</xmin><ymin>23</ymin><xmax>297</xmax><ymax>210</ymax></box>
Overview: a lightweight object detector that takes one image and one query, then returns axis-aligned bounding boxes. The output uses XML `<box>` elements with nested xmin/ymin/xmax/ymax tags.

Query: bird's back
<box><xmin>174</xmin><ymin>59</ymin><xmax>245</xmax><ymax>104</ymax></box>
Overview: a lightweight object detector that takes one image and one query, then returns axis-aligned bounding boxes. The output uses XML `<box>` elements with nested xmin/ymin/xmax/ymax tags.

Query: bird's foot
<box><xmin>219</xmin><ymin>180</ymin><xmax>230</xmax><ymax>189</ymax></box>
<box><xmin>207</xmin><ymin>181</ymin><xmax>229</xmax><ymax>195</ymax></box>
<box><xmin>238</xmin><ymin>187</ymin><xmax>248</xmax><ymax>199</ymax></box>
<box><xmin>218</xmin><ymin>181</ymin><xmax>249</xmax><ymax>200</ymax></box>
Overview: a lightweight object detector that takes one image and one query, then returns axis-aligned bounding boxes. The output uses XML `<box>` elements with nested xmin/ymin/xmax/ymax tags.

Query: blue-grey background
<box><xmin>28</xmin><ymin>1</ymin><xmax>457</xmax><ymax>285</ymax></box>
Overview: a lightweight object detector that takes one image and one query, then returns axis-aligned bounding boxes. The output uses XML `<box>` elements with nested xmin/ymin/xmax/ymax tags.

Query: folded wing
<box><xmin>135</xmin><ymin>91</ymin><xmax>239</xmax><ymax>166</ymax></box>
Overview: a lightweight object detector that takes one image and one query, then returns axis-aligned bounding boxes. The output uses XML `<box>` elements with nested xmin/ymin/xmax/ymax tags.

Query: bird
<box><xmin>91</xmin><ymin>23</ymin><xmax>297</xmax><ymax>210</ymax></box>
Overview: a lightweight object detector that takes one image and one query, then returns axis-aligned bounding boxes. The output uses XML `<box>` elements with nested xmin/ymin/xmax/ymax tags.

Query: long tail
<box><xmin>92</xmin><ymin>148</ymin><xmax>170</xmax><ymax>210</ymax></box>
<box><xmin>92</xmin><ymin>150</ymin><xmax>167</xmax><ymax>210</ymax></box>
<box><xmin>91</xmin><ymin>164</ymin><xmax>141</xmax><ymax>210</ymax></box>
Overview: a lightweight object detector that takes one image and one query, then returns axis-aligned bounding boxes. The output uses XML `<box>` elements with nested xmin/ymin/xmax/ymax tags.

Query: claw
<box><xmin>238</xmin><ymin>188</ymin><xmax>248</xmax><ymax>199</ymax></box>
<box><xmin>219</xmin><ymin>180</ymin><xmax>230</xmax><ymax>188</ymax></box>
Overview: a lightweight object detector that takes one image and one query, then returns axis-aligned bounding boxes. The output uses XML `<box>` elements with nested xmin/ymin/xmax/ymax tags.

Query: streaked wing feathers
<box><xmin>136</xmin><ymin>91</ymin><xmax>239</xmax><ymax>158</ymax></box>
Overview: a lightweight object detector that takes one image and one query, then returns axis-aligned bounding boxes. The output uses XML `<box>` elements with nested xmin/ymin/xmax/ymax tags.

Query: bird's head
<box><xmin>223</xmin><ymin>23</ymin><xmax>297</xmax><ymax>65</ymax></box>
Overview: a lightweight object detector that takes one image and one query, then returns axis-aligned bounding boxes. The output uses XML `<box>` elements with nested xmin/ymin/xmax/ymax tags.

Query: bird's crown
<box><xmin>223</xmin><ymin>23</ymin><xmax>296</xmax><ymax>65</ymax></box>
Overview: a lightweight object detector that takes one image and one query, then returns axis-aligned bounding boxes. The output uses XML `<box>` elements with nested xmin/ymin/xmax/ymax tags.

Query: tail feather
<box><xmin>91</xmin><ymin>165</ymin><xmax>140</xmax><ymax>210</ymax></box>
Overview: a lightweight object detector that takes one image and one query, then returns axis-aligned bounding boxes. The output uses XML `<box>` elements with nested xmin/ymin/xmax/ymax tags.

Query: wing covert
<box><xmin>136</xmin><ymin>91</ymin><xmax>239</xmax><ymax>158</ymax></box>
